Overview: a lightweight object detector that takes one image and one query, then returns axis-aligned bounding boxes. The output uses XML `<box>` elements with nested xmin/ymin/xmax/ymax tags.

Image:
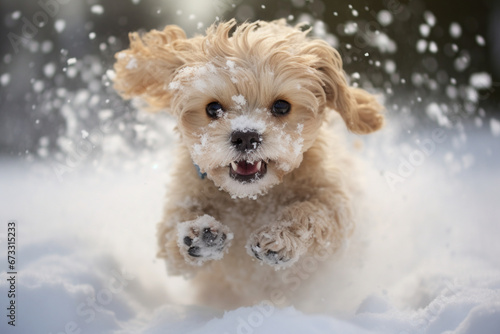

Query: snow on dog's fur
<box><xmin>113</xmin><ymin>19</ymin><xmax>384</xmax><ymax>309</ymax></box>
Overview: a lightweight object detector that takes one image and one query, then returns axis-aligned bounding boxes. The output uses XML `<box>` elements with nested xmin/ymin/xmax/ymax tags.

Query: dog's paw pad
<box><xmin>247</xmin><ymin>226</ymin><xmax>303</xmax><ymax>268</ymax></box>
<box><xmin>250</xmin><ymin>243</ymin><xmax>291</xmax><ymax>265</ymax></box>
<box><xmin>183</xmin><ymin>236</ymin><xmax>193</xmax><ymax>246</ymax></box>
<box><xmin>177</xmin><ymin>215</ymin><xmax>233</xmax><ymax>265</ymax></box>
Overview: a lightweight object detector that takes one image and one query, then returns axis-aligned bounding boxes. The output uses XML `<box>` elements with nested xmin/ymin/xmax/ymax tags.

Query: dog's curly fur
<box><xmin>113</xmin><ymin>19</ymin><xmax>384</xmax><ymax>309</ymax></box>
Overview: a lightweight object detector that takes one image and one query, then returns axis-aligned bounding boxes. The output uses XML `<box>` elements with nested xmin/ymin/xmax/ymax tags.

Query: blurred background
<box><xmin>0</xmin><ymin>0</ymin><xmax>498</xmax><ymax>167</ymax></box>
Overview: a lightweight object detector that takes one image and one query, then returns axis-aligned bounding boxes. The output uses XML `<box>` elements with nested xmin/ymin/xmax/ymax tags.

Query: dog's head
<box><xmin>114</xmin><ymin>20</ymin><xmax>384</xmax><ymax>199</ymax></box>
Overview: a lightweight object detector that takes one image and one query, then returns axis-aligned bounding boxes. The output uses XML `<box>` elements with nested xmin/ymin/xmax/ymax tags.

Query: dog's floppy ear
<box><xmin>113</xmin><ymin>25</ymin><xmax>196</xmax><ymax>111</ymax></box>
<box><xmin>304</xmin><ymin>40</ymin><xmax>384</xmax><ymax>134</ymax></box>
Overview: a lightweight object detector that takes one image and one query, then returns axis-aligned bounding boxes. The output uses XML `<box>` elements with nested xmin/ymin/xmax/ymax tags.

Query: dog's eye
<box><xmin>271</xmin><ymin>100</ymin><xmax>291</xmax><ymax>116</ymax></box>
<box><xmin>206</xmin><ymin>102</ymin><xmax>224</xmax><ymax>119</ymax></box>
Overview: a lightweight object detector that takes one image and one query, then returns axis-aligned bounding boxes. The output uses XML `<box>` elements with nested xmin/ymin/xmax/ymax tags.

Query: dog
<box><xmin>113</xmin><ymin>19</ymin><xmax>384</xmax><ymax>309</ymax></box>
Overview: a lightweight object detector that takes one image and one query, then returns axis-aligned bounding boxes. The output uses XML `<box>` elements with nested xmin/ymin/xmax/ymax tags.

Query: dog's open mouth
<box><xmin>229</xmin><ymin>160</ymin><xmax>267</xmax><ymax>182</ymax></box>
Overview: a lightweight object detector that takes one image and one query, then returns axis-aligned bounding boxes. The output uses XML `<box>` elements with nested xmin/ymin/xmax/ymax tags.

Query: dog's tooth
<box><xmin>256</xmin><ymin>161</ymin><xmax>262</xmax><ymax>170</ymax></box>
<box><xmin>231</xmin><ymin>161</ymin><xmax>238</xmax><ymax>171</ymax></box>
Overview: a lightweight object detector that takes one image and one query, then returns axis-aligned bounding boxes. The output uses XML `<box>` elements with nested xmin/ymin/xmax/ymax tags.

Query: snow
<box><xmin>446</xmin><ymin>85</ymin><xmax>458</xmax><ymax>99</ymax></box>
<box><xmin>192</xmin><ymin>133</ymin><xmax>209</xmax><ymax>157</ymax></box>
<box><xmin>476</xmin><ymin>35</ymin><xmax>486</xmax><ymax>46</ymax></box>
<box><xmin>429</xmin><ymin>41</ymin><xmax>438</xmax><ymax>53</ymax></box>
<box><xmin>371</xmin><ymin>33</ymin><xmax>397</xmax><ymax>54</ymax></box>
<box><xmin>469</xmin><ymin>72</ymin><xmax>492</xmax><ymax>89</ymax></box>
<box><xmin>426</xmin><ymin>103</ymin><xmax>451</xmax><ymax>128</ymax></box>
<box><xmin>91</xmin><ymin>4</ymin><xmax>105</xmax><ymax>15</ymax></box>
<box><xmin>0</xmin><ymin>73</ymin><xmax>10</xmax><ymax>86</ymax></box>
<box><xmin>451</xmin><ymin>303</ymin><xmax>500</xmax><ymax>334</ymax></box>
<box><xmin>33</xmin><ymin>80</ymin><xmax>45</xmax><ymax>93</ymax></box>
<box><xmin>174</xmin><ymin>64</ymin><xmax>219</xmax><ymax>92</ymax></box>
<box><xmin>231</xmin><ymin>94</ymin><xmax>247</xmax><ymax>108</ymax></box>
<box><xmin>168</xmin><ymin>81</ymin><xmax>181</xmax><ymax>90</ymax></box>
<box><xmin>1</xmin><ymin>117</ymin><xmax>499</xmax><ymax>333</ymax></box>
<box><xmin>230</xmin><ymin>115</ymin><xmax>267</xmax><ymax>133</ymax></box>
<box><xmin>43</xmin><ymin>62</ymin><xmax>56</xmax><ymax>78</ymax></box>
<box><xmin>11</xmin><ymin>10</ymin><xmax>21</xmax><ymax>20</ymax></box>
<box><xmin>54</xmin><ymin>19</ymin><xmax>66</xmax><ymax>33</ymax></box>
<box><xmin>416</xmin><ymin>40</ymin><xmax>427</xmax><ymax>53</ymax></box>
<box><xmin>125</xmin><ymin>57</ymin><xmax>138</xmax><ymax>70</ymax></box>
<box><xmin>344</xmin><ymin>22</ymin><xmax>358</xmax><ymax>35</ymax></box>
<box><xmin>225</xmin><ymin>60</ymin><xmax>239</xmax><ymax>83</ymax></box>
<box><xmin>292</xmin><ymin>136</ymin><xmax>304</xmax><ymax>156</ymax></box>
<box><xmin>377</xmin><ymin>10</ymin><xmax>393</xmax><ymax>26</ymax></box>
<box><xmin>490</xmin><ymin>118</ymin><xmax>500</xmax><ymax>137</ymax></box>
<box><xmin>420</xmin><ymin>24</ymin><xmax>431</xmax><ymax>37</ymax></box>
<box><xmin>106</xmin><ymin>69</ymin><xmax>116</xmax><ymax>81</ymax></box>
<box><xmin>454</xmin><ymin>52</ymin><xmax>471</xmax><ymax>72</ymax></box>
<box><xmin>186</xmin><ymin>306</ymin><xmax>377</xmax><ymax>333</ymax></box>
<box><xmin>450</xmin><ymin>22</ymin><xmax>462</xmax><ymax>39</ymax></box>
<box><xmin>66</xmin><ymin>66</ymin><xmax>78</xmax><ymax>78</ymax></box>
<box><xmin>313</xmin><ymin>21</ymin><xmax>327</xmax><ymax>37</ymax></box>
<box><xmin>424</xmin><ymin>11</ymin><xmax>437</xmax><ymax>27</ymax></box>
<box><xmin>384</xmin><ymin>60</ymin><xmax>396</xmax><ymax>74</ymax></box>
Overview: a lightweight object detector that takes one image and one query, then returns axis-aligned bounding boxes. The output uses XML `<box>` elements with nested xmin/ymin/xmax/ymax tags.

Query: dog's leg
<box><xmin>158</xmin><ymin>211</ymin><xmax>233</xmax><ymax>275</ymax></box>
<box><xmin>247</xmin><ymin>194</ymin><xmax>352</xmax><ymax>268</ymax></box>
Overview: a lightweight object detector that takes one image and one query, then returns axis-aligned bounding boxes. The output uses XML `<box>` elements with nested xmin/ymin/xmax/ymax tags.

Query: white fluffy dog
<box><xmin>113</xmin><ymin>19</ymin><xmax>384</xmax><ymax>309</ymax></box>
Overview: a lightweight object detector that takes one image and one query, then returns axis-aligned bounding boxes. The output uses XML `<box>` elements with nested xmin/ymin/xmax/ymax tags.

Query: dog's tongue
<box><xmin>235</xmin><ymin>161</ymin><xmax>260</xmax><ymax>176</ymax></box>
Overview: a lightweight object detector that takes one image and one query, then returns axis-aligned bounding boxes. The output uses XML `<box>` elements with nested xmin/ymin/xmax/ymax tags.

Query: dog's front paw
<box><xmin>247</xmin><ymin>223</ymin><xmax>308</xmax><ymax>268</ymax></box>
<box><xmin>177</xmin><ymin>215</ymin><xmax>233</xmax><ymax>265</ymax></box>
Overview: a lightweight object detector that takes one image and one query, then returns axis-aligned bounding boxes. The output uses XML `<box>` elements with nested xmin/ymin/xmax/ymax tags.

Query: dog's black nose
<box><xmin>230</xmin><ymin>130</ymin><xmax>261</xmax><ymax>152</ymax></box>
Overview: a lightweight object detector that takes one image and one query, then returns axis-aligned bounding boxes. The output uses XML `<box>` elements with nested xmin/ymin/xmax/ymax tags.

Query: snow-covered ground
<box><xmin>0</xmin><ymin>115</ymin><xmax>499</xmax><ymax>334</ymax></box>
